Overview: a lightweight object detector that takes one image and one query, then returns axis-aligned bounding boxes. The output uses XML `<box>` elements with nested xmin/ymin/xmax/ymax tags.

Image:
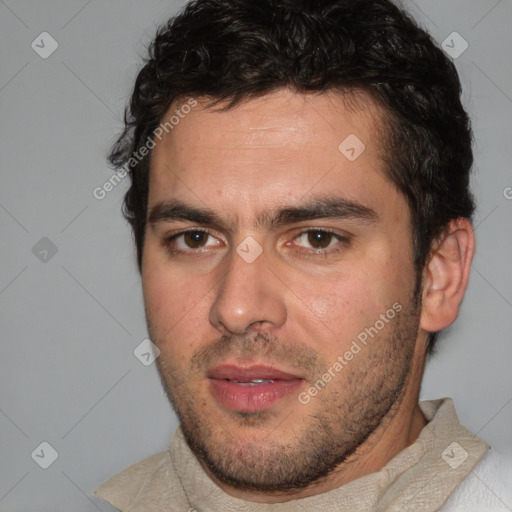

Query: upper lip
<box><xmin>207</xmin><ymin>363</ymin><xmax>303</xmax><ymax>381</ymax></box>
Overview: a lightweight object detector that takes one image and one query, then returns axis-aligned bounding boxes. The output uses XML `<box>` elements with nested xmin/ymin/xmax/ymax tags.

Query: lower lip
<box><xmin>208</xmin><ymin>378</ymin><xmax>303</xmax><ymax>412</ymax></box>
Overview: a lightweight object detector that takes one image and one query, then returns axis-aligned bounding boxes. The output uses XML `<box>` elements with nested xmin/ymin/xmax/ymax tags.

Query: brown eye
<box><xmin>183</xmin><ymin>231</ymin><xmax>209</xmax><ymax>248</ymax></box>
<box><xmin>164</xmin><ymin>229</ymin><xmax>222</xmax><ymax>255</ymax></box>
<box><xmin>307</xmin><ymin>230</ymin><xmax>334</xmax><ymax>249</ymax></box>
<box><xmin>291</xmin><ymin>229</ymin><xmax>348</xmax><ymax>254</ymax></box>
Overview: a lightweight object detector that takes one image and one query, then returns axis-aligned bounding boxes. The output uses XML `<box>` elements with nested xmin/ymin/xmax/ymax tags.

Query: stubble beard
<box><xmin>152</xmin><ymin>293</ymin><xmax>421</xmax><ymax>493</ymax></box>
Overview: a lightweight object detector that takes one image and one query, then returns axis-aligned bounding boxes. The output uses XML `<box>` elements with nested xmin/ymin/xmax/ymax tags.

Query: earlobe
<box><xmin>420</xmin><ymin>218</ymin><xmax>475</xmax><ymax>333</ymax></box>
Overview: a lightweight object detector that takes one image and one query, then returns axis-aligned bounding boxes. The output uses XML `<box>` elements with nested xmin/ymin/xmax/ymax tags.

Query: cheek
<box><xmin>288</xmin><ymin>253</ymin><xmax>411</xmax><ymax>353</ymax></box>
<box><xmin>307</xmin><ymin>280</ymin><xmax>376</xmax><ymax>323</ymax></box>
<box><xmin>142</xmin><ymin>265</ymin><xmax>213</xmax><ymax>353</ymax></box>
<box><xmin>288</xmin><ymin>271</ymin><xmax>383</xmax><ymax>350</ymax></box>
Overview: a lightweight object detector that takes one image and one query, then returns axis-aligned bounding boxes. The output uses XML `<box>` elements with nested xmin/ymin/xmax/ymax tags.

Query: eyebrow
<box><xmin>147</xmin><ymin>197</ymin><xmax>378</xmax><ymax>230</ymax></box>
<box><xmin>265</xmin><ymin>197</ymin><xmax>377</xmax><ymax>228</ymax></box>
<box><xmin>148</xmin><ymin>201</ymin><xmax>225</xmax><ymax>227</ymax></box>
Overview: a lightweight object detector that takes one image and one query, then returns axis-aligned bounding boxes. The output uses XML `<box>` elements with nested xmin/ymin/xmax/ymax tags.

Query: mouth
<box><xmin>207</xmin><ymin>363</ymin><xmax>305</xmax><ymax>413</ymax></box>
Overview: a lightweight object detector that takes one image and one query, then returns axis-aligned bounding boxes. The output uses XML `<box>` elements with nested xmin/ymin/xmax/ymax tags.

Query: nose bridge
<box><xmin>209</xmin><ymin>244</ymin><xmax>287</xmax><ymax>334</ymax></box>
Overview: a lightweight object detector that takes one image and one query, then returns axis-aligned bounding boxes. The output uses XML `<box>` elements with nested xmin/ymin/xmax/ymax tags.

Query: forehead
<box><xmin>148</xmin><ymin>89</ymin><xmax>402</xmax><ymax>223</ymax></box>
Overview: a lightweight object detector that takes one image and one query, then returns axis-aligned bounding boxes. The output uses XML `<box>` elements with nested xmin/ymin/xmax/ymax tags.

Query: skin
<box><xmin>141</xmin><ymin>89</ymin><xmax>475</xmax><ymax>503</ymax></box>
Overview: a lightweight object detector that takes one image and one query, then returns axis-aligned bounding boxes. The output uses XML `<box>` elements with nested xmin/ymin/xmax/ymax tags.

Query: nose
<box><xmin>208</xmin><ymin>246</ymin><xmax>287</xmax><ymax>336</ymax></box>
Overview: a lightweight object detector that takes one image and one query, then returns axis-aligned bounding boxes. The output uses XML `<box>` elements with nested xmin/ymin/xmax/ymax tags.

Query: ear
<box><xmin>420</xmin><ymin>218</ymin><xmax>475</xmax><ymax>333</ymax></box>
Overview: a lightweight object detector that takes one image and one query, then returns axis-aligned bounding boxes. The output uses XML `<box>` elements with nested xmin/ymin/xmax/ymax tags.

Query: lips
<box><xmin>207</xmin><ymin>363</ymin><xmax>304</xmax><ymax>412</ymax></box>
<box><xmin>208</xmin><ymin>364</ymin><xmax>302</xmax><ymax>381</ymax></box>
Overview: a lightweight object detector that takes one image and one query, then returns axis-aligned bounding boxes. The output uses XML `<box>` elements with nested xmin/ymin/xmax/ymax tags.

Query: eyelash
<box><xmin>162</xmin><ymin>228</ymin><xmax>350</xmax><ymax>256</ymax></box>
<box><xmin>163</xmin><ymin>228</ymin><xmax>215</xmax><ymax>256</ymax></box>
<box><xmin>288</xmin><ymin>228</ymin><xmax>349</xmax><ymax>256</ymax></box>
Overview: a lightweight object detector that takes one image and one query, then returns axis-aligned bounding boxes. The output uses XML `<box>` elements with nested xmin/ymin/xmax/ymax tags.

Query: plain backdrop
<box><xmin>1</xmin><ymin>1</ymin><xmax>511</xmax><ymax>510</ymax></box>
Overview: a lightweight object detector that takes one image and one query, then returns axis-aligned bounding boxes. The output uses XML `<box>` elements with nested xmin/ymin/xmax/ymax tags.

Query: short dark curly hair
<box><xmin>109</xmin><ymin>0</ymin><xmax>475</xmax><ymax>354</ymax></box>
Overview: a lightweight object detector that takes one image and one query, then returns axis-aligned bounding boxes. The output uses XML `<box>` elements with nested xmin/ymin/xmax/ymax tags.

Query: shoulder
<box><xmin>439</xmin><ymin>449</ymin><xmax>512</xmax><ymax>511</ymax></box>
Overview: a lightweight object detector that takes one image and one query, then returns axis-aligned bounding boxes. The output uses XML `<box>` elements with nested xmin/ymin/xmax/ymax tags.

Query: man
<box><xmin>95</xmin><ymin>0</ymin><xmax>511</xmax><ymax>510</ymax></box>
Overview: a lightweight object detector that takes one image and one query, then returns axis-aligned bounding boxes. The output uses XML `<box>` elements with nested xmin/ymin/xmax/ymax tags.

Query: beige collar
<box><xmin>95</xmin><ymin>398</ymin><xmax>489</xmax><ymax>511</ymax></box>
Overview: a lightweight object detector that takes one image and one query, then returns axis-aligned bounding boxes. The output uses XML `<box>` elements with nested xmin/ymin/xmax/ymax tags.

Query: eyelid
<box><xmin>285</xmin><ymin>227</ymin><xmax>351</xmax><ymax>252</ymax></box>
<box><xmin>163</xmin><ymin>227</ymin><xmax>224</xmax><ymax>251</ymax></box>
<box><xmin>166</xmin><ymin>226</ymin><xmax>212</xmax><ymax>237</ymax></box>
<box><xmin>288</xmin><ymin>226</ymin><xmax>350</xmax><ymax>241</ymax></box>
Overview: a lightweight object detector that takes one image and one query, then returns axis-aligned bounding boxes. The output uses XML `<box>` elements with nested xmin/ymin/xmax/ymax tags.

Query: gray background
<box><xmin>1</xmin><ymin>1</ymin><xmax>511</xmax><ymax>510</ymax></box>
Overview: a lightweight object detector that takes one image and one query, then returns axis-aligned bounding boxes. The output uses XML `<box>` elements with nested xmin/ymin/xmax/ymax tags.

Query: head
<box><xmin>110</xmin><ymin>0</ymin><xmax>475</xmax><ymax>497</ymax></box>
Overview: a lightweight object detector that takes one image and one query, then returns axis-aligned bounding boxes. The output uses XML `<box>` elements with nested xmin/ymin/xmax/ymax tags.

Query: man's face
<box><xmin>142</xmin><ymin>90</ymin><xmax>422</xmax><ymax>492</ymax></box>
